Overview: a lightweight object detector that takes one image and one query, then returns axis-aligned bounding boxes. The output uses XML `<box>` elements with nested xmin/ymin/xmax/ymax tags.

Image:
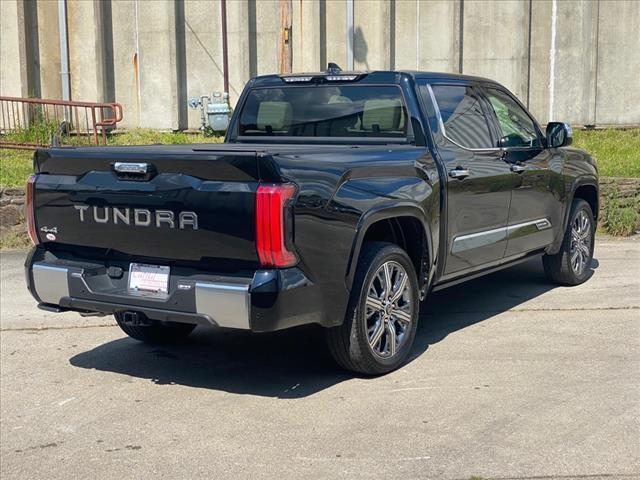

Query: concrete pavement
<box><xmin>1</xmin><ymin>237</ymin><xmax>639</xmax><ymax>479</ymax></box>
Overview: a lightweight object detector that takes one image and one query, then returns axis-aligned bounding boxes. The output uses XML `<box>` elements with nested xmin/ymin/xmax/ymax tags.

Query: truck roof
<box><xmin>250</xmin><ymin>69</ymin><xmax>500</xmax><ymax>87</ymax></box>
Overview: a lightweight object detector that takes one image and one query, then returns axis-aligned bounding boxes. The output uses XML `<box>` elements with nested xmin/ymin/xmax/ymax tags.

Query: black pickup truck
<box><xmin>25</xmin><ymin>68</ymin><xmax>598</xmax><ymax>374</ymax></box>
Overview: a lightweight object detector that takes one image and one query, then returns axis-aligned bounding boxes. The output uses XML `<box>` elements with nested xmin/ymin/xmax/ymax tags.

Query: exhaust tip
<box><xmin>121</xmin><ymin>311</ymin><xmax>151</xmax><ymax>327</ymax></box>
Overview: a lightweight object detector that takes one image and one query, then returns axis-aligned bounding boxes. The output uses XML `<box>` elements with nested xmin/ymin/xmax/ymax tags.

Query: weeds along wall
<box><xmin>1</xmin><ymin>0</ymin><xmax>639</xmax><ymax>130</ymax></box>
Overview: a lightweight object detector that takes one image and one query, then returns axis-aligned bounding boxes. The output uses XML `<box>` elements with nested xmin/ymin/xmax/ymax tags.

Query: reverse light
<box><xmin>26</xmin><ymin>174</ymin><xmax>39</xmax><ymax>245</ymax></box>
<box><xmin>255</xmin><ymin>183</ymin><xmax>297</xmax><ymax>268</ymax></box>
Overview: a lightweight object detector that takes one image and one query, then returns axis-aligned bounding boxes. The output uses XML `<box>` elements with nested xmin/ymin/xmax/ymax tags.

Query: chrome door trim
<box><xmin>506</xmin><ymin>218</ymin><xmax>552</xmax><ymax>240</ymax></box>
<box><xmin>452</xmin><ymin>218</ymin><xmax>552</xmax><ymax>254</ymax></box>
<box><xmin>451</xmin><ymin>226</ymin><xmax>507</xmax><ymax>254</ymax></box>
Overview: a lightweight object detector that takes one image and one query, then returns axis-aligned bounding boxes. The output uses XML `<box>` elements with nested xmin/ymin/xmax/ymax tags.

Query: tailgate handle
<box><xmin>113</xmin><ymin>162</ymin><xmax>150</xmax><ymax>174</ymax></box>
<box><xmin>112</xmin><ymin>162</ymin><xmax>156</xmax><ymax>181</ymax></box>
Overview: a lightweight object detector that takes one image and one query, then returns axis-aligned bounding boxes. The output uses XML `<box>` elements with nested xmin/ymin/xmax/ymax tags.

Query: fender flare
<box><xmin>345</xmin><ymin>202</ymin><xmax>434</xmax><ymax>291</ymax></box>
<box><xmin>549</xmin><ymin>175</ymin><xmax>599</xmax><ymax>254</ymax></box>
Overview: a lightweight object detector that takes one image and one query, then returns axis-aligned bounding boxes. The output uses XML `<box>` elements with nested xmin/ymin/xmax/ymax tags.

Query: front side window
<box><xmin>431</xmin><ymin>84</ymin><xmax>494</xmax><ymax>149</ymax></box>
<box><xmin>238</xmin><ymin>85</ymin><xmax>408</xmax><ymax>138</ymax></box>
<box><xmin>485</xmin><ymin>88</ymin><xmax>540</xmax><ymax>148</ymax></box>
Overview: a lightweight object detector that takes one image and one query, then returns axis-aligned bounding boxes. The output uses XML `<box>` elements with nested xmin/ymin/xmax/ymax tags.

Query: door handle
<box><xmin>449</xmin><ymin>168</ymin><xmax>470</xmax><ymax>179</ymax></box>
<box><xmin>510</xmin><ymin>164</ymin><xmax>526</xmax><ymax>173</ymax></box>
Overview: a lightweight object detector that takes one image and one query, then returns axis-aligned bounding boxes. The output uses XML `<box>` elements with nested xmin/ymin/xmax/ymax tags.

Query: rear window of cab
<box><xmin>238</xmin><ymin>85</ymin><xmax>408</xmax><ymax>138</ymax></box>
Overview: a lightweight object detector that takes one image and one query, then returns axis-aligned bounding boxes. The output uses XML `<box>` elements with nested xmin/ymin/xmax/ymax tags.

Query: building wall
<box><xmin>1</xmin><ymin>0</ymin><xmax>638</xmax><ymax>129</ymax></box>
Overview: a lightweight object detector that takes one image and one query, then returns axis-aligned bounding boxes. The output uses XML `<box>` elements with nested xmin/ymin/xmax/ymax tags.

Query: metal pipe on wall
<box><xmin>548</xmin><ymin>0</ymin><xmax>558</xmax><ymax>122</ymax></box>
<box><xmin>221</xmin><ymin>0</ymin><xmax>229</xmax><ymax>94</ymax></box>
<box><xmin>57</xmin><ymin>0</ymin><xmax>71</xmax><ymax>103</ymax></box>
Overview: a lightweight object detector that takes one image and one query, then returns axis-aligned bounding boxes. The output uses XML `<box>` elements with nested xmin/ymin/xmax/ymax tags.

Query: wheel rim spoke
<box><xmin>393</xmin><ymin>308</ymin><xmax>412</xmax><ymax>325</ymax></box>
<box><xmin>382</xmin><ymin>263</ymin><xmax>393</xmax><ymax>299</ymax></box>
<box><xmin>390</xmin><ymin>271</ymin><xmax>408</xmax><ymax>303</ymax></box>
<box><xmin>572</xmin><ymin>230</ymin><xmax>580</xmax><ymax>243</ymax></box>
<box><xmin>369</xmin><ymin>320</ymin><xmax>385</xmax><ymax>349</ymax></box>
<box><xmin>386</xmin><ymin>322</ymin><xmax>397</xmax><ymax>357</ymax></box>
<box><xmin>366</xmin><ymin>296</ymin><xmax>383</xmax><ymax>312</ymax></box>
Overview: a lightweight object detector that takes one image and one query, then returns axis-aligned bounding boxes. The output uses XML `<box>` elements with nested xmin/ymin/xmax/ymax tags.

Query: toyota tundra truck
<box><xmin>24</xmin><ymin>67</ymin><xmax>598</xmax><ymax>374</ymax></box>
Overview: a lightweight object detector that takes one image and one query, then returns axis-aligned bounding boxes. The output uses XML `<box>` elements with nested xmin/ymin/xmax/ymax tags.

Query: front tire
<box><xmin>115</xmin><ymin>313</ymin><xmax>196</xmax><ymax>344</ymax></box>
<box><xmin>543</xmin><ymin>198</ymin><xmax>595</xmax><ymax>286</ymax></box>
<box><xmin>325</xmin><ymin>242</ymin><xmax>420</xmax><ymax>375</ymax></box>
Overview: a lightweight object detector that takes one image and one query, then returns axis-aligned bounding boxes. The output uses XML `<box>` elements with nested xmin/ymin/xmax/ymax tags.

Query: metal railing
<box><xmin>0</xmin><ymin>96</ymin><xmax>123</xmax><ymax>149</ymax></box>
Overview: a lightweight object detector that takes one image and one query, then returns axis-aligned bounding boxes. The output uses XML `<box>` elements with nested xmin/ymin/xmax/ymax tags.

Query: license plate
<box><xmin>128</xmin><ymin>263</ymin><xmax>170</xmax><ymax>294</ymax></box>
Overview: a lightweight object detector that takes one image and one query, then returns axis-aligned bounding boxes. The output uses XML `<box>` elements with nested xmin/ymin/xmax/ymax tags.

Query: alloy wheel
<box><xmin>364</xmin><ymin>261</ymin><xmax>414</xmax><ymax>359</ymax></box>
<box><xmin>570</xmin><ymin>210</ymin><xmax>592</xmax><ymax>275</ymax></box>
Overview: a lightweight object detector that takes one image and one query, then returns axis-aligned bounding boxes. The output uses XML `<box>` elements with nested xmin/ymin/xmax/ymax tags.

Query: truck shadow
<box><xmin>69</xmin><ymin>258</ymin><xmax>597</xmax><ymax>398</ymax></box>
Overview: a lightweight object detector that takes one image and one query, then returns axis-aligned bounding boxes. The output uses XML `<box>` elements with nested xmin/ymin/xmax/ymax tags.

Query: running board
<box><xmin>431</xmin><ymin>251</ymin><xmax>544</xmax><ymax>292</ymax></box>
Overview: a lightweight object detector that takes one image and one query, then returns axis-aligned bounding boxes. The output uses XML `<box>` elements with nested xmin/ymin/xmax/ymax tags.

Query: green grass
<box><xmin>0</xmin><ymin>149</ymin><xmax>33</xmax><ymax>188</ymax></box>
<box><xmin>601</xmin><ymin>191</ymin><xmax>639</xmax><ymax>236</ymax></box>
<box><xmin>103</xmin><ymin>128</ymin><xmax>224</xmax><ymax>146</ymax></box>
<box><xmin>0</xmin><ymin>228</ymin><xmax>30</xmax><ymax>251</ymax></box>
<box><xmin>573</xmin><ymin>129</ymin><xmax>640</xmax><ymax>177</ymax></box>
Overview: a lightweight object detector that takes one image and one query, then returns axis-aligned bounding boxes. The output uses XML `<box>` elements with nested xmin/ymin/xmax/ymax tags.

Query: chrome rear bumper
<box><xmin>29</xmin><ymin>260</ymin><xmax>252</xmax><ymax>330</ymax></box>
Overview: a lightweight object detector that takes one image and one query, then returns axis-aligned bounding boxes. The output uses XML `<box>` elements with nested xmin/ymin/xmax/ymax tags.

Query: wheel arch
<box><xmin>572</xmin><ymin>182</ymin><xmax>599</xmax><ymax>221</ymax></box>
<box><xmin>346</xmin><ymin>204</ymin><xmax>433</xmax><ymax>298</ymax></box>
<box><xmin>548</xmin><ymin>176</ymin><xmax>599</xmax><ymax>255</ymax></box>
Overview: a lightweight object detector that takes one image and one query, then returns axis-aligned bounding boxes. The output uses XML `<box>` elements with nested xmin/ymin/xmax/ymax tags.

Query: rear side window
<box><xmin>431</xmin><ymin>85</ymin><xmax>493</xmax><ymax>149</ymax></box>
<box><xmin>238</xmin><ymin>86</ymin><xmax>408</xmax><ymax>138</ymax></box>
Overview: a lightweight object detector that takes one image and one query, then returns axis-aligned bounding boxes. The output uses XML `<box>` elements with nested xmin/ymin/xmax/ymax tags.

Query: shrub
<box><xmin>601</xmin><ymin>189</ymin><xmax>639</xmax><ymax>236</ymax></box>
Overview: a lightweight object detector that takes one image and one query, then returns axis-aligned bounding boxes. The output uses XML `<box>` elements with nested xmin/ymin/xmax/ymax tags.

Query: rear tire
<box><xmin>543</xmin><ymin>198</ymin><xmax>595</xmax><ymax>286</ymax></box>
<box><xmin>115</xmin><ymin>313</ymin><xmax>196</xmax><ymax>344</ymax></box>
<box><xmin>325</xmin><ymin>242</ymin><xmax>420</xmax><ymax>375</ymax></box>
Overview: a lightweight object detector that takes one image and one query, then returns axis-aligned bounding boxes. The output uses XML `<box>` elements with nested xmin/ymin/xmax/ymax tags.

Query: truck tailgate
<box><xmin>32</xmin><ymin>146</ymin><xmax>263</xmax><ymax>265</ymax></box>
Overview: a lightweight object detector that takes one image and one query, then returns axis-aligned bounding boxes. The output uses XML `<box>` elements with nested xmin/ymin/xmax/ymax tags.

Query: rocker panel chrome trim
<box><xmin>452</xmin><ymin>218</ymin><xmax>552</xmax><ymax>254</ymax></box>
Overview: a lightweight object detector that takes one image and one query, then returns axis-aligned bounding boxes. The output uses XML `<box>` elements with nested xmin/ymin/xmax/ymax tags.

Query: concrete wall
<box><xmin>0</xmin><ymin>0</ymin><xmax>28</xmax><ymax>97</ymax></box>
<box><xmin>1</xmin><ymin>0</ymin><xmax>639</xmax><ymax>129</ymax></box>
<box><xmin>462</xmin><ymin>1</ymin><xmax>530</xmax><ymax>102</ymax></box>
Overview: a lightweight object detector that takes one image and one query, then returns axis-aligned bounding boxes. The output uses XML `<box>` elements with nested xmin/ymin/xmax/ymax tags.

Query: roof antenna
<box><xmin>327</xmin><ymin>62</ymin><xmax>342</xmax><ymax>74</ymax></box>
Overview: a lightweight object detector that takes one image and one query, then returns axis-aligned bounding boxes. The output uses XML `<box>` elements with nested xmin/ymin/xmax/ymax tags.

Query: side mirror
<box><xmin>546</xmin><ymin>122</ymin><xmax>573</xmax><ymax>148</ymax></box>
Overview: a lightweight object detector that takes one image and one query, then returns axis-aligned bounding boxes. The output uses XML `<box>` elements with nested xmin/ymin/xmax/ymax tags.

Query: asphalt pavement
<box><xmin>1</xmin><ymin>237</ymin><xmax>639</xmax><ymax>479</ymax></box>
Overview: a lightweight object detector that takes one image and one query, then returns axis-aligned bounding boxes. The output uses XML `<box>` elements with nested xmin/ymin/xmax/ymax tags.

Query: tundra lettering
<box><xmin>73</xmin><ymin>205</ymin><xmax>198</xmax><ymax>230</ymax></box>
<box><xmin>25</xmin><ymin>66</ymin><xmax>598</xmax><ymax>375</ymax></box>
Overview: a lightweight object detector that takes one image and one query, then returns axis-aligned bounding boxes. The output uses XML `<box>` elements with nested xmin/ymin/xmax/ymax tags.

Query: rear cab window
<box><xmin>238</xmin><ymin>85</ymin><xmax>409</xmax><ymax>139</ymax></box>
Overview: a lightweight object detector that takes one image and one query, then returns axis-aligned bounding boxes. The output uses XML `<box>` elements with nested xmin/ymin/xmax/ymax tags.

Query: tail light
<box><xmin>26</xmin><ymin>174</ymin><xmax>39</xmax><ymax>245</ymax></box>
<box><xmin>255</xmin><ymin>183</ymin><xmax>297</xmax><ymax>268</ymax></box>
